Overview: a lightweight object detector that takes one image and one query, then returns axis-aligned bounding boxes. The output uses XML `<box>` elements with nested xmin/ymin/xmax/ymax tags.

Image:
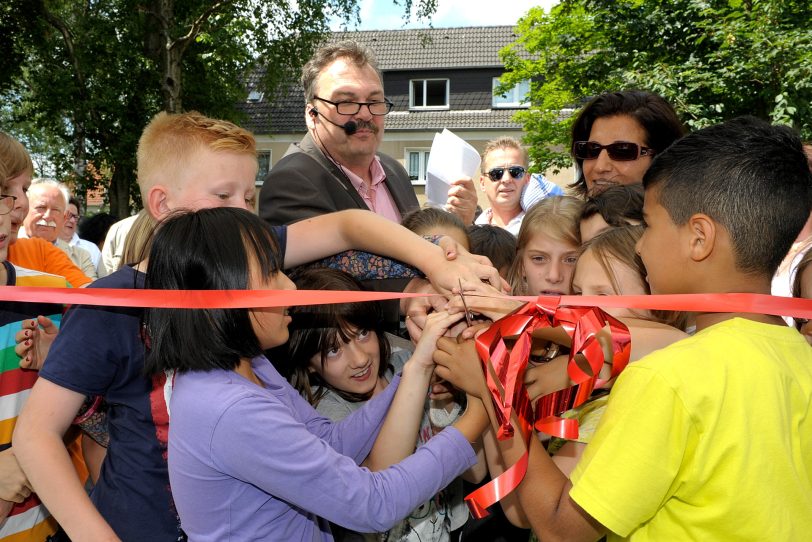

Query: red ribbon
<box><xmin>464</xmin><ymin>299</ymin><xmax>631</xmax><ymax>519</ymax></box>
<box><xmin>4</xmin><ymin>285</ymin><xmax>812</xmax><ymax>516</ymax></box>
<box><xmin>2</xmin><ymin>286</ymin><xmax>811</xmax><ymax>319</ymax></box>
<box><xmin>0</xmin><ymin>286</ymin><xmax>425</xmax><ymax>308</ymax></box>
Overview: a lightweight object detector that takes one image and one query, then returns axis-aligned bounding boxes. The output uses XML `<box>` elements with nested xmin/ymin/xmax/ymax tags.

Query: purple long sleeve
<box><xmin>168</xmin><ymin>356</ymin><xmax>476</xmax><ymax>541</ymax></box>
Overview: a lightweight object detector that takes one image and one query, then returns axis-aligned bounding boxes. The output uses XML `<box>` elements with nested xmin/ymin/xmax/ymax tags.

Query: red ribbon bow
<box><xmin>464</xmin><ymin>296</ymin><xmax>631</xmax><ymax>518</ymax></box>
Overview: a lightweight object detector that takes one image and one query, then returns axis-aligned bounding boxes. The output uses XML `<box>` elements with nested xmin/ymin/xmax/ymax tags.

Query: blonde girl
<box><xmin>507</xmin><ymin>195</ymin><xmax>584</xmax><ymax>297</ymax></box>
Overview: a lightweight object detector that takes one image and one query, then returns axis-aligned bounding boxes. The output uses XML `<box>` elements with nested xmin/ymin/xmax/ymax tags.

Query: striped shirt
<box><xmin>0</xmin><ymin>262</ymin><xmax>66</xmax><ymax>541</ymax></box>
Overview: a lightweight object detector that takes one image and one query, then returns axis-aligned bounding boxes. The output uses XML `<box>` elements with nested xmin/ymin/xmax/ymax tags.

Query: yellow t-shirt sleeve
<box><xmin>569</xmin><ymin>364</ymin><xmax>698</xmax><ymax>537</ymax></box>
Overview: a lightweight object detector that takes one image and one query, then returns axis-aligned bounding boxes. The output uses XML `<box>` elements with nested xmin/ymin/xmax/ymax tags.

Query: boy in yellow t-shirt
<box><xmin>438</xmin><ymin>116</ymin><xmax>812</xmax><ymax>541</ymax></box>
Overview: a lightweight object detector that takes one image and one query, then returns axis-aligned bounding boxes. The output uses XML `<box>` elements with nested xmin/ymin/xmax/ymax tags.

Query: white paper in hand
<box><xmin>425</xmin><ymin>129</ymin><xmax>481</xmax><ymax>207</ymax></box>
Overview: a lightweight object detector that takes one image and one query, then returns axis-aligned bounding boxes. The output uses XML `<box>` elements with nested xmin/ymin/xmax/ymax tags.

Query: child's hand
<box><xmin>0</xmin><ymin>448</ymin><xmax>31</xmax><ymax>504</ymax></box>
<box><xmin>401</xmin><ymin>279</ymin><xmax>450</xmax><ymax>343</ymax></box>
<box><xmin>409</xmin><ymin>311</ymin><xmax>465</xmax><ymax>373</ymax></box>
<box><xmin>433</xmin><ymin>335</ymin><xmax>488</xmax><ymax>399</ymax></box>
<box><xmin>15</xmin><ymin>316</ymin><xmax>58</xmax><ymax>371</ymax></box>
<box><xmin>425</xmin><ymin>245</ymin><xmax>508</xmax><ymax>296</ymax></box>
<box><xmin>447</xmin><ymin>281</ymin><xmax>522</xmax><ymax>322</ymax></box>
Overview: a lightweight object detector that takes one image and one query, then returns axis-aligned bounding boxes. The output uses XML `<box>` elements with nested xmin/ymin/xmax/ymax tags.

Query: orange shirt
<box><xmin>8</xmin><ymin>237</ymin><xmax>92</xmax><ymax>287</ymax></box>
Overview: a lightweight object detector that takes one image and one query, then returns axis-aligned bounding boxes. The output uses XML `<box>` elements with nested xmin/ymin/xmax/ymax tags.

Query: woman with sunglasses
<box><xmin>570</xmin><ymin>90</ymin><xmax>685</xmax><ymax>197</ymax></box>
<box><xmin>475</xmin><ymin>136</ymin><xmax>530</xmax><ymax>236</ymax></box>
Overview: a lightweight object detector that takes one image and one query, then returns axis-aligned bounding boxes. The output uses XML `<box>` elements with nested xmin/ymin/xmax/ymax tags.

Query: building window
<box><xmin>405</xmin><ymin>148</ymin><xmax>431</xmax><ymax>184</ymax></box>
<box><xmin>492</xmin><ymin>78</ymin><xmax>530</xmax><ymax>108</ymax></box>
<box><xmin>256</xmin><ymin>150</ymin><xmax>271</xmax><ymax>185</ymax></box>
<box><xmin>247</xmin><ymin>90</ymin><xmax>264</xmax><ymax>102</ymax></box>
<box><xmin>410</xmin><ymin>79</ymin><xmax>450</xmax><ymax>109</ymax></box>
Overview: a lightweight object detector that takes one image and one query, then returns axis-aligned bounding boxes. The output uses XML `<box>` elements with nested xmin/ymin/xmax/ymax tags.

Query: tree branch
<box><xmin>172</xmin><ymin>0</ymin><xmax>234</xmax><ymax>56</ymax></box>
<box><xmin>37</xmin><ymin>1</ymin><xmax>85</xmax><ymax>89</ymax></box>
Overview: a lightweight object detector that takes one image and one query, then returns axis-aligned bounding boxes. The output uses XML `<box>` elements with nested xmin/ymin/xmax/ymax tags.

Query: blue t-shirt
<box><xmin>39</xmin><ymin>225</ymin><xmax>287</xmax><ymax>542</ymax></box>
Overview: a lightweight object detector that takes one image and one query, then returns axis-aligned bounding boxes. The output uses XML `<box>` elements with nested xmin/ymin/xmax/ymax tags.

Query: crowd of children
<box><xmin>1</xmin><ymin>87</ymin><xmax>811</xmax><ymax>542</ymax></box>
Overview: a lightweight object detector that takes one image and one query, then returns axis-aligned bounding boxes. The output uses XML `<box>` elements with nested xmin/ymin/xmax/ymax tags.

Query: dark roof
<box><xmin>237</xmin><ymin>88</ymin><xmax>300</xmax><ymax>136</ymax></box>
<box><xmin>385</xmin><ymin>109</ymin><xmax>522</xmax><ymax>131</ymax></box>
<box><xmin>237</xmin><ymin>101</ymin><xmax>524</xmax><ymax>135</ymax></box>
<box><xmin>328</xmin><ymin>26</ymin><xmax>520</xmax><ymax>70</ymax></box>
<box><xmin>239</xmin><ymin>26</ymin><xmax>525</xmax><ymax>135</ymax></box>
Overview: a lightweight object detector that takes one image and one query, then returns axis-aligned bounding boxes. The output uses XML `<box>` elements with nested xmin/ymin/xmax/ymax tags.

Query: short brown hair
<box><xmin>0</xmin><ymin>155</ymin><xmax>7</xmax><ymax>191</ymax></box>
<box><xmin>301</xmin><ymin>40</ymin><xmax>382</xmax><ymax>103</ymax></box>
<box><xmin>136</xmin><ymin>111</ymin><xmax>256</xmax><ymax>200</ymax></box>
<box><xmin>481</xmin><ymin>136</ymin><xmax>529</xmax><ymax>169</ymax></box>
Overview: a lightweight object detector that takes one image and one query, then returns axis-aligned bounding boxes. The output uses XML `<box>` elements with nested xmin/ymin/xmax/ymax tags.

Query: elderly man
<box><xmin>21</xmin><ymin>179</ymin><xmax>97</xmax><ymax>279</ymax></box>
<box><xmin>259</xmin><ymin>40</ymin><xmax>477</xmax><ymax>226</ymax></box>
<box><xmin>60</xmin><ymin>196</ymin><xmax>102</xmax><ymax>273</ymax></box>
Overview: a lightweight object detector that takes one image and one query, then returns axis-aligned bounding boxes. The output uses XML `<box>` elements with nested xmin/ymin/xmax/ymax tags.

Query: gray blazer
<box><xmin>258</xmin><ymin>133</ymin><xmax>419</xmax><ymax>226</ymax></box>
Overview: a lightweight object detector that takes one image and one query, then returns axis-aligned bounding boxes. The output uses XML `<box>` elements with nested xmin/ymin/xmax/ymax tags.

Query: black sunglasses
<box><xmin>485</xmin><ymin>166</ymin><xmax>526</xmax><ymax>182</ymax></box>
<box><xmin>572</xmin><ymin>141</ymin><xmax>655</xmax><ymax>161</ymax></box>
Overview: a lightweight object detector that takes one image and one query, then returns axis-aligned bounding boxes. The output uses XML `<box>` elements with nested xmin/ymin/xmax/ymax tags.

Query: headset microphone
<box><xmin>310</xmin><ymin>108</ymin><xmax>358</xmax><ymax>136</ymax></box>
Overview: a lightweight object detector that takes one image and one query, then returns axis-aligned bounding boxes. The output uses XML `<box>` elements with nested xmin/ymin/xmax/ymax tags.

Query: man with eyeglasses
<box><xmin>474</xmin><ymin>137</ymin><xmax>532</xmax><ymax>236</ymax></box>
<box><xmin>258</xmin><ymin>40</ymin><xmax>477</xmax><ymax>226</ymax></box>
<box><xmin>20</xmin><ymin>179</ymin><xmax>97</xmax><ymax>280</ymax></box>
<box><xmin>59</xmin><ymin>197</ymin><xmax>102</xmax><ymax>275</ymax></box>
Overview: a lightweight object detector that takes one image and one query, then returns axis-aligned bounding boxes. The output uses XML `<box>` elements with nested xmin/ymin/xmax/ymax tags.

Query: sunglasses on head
<box><xmin>485</xmin><ymin>166</ymin><xmax>526</xmax><ymax>182</ymax></box>
<box><xmin>572</xmin><ymin>141</ymin><xmax>655</xmax><ymax>161</ymax></box>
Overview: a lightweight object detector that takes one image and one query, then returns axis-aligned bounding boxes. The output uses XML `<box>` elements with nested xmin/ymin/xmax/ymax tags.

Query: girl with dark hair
<box><xmin>578</xmin><ymin>184</ymin><xmax>644</xmax><ymax>242</ymax></box>
<box><xmin>284</xmin><ymin>267</ymin><xmax>395</xmax><ymax>407</ymax></box>
<box><xmin>569</xmin><ymin>90</ymin><xmax>685</xmax><ymax>197</ymax></box>
<box><xmin>283</xmin><ymin>267</ymin><xmax>479</xmax><ymax>541</ymax></box>
<box><xmin>143</xmin><ymin>207</ymin><xmax>484</xmax><ymax>542</ymax></box>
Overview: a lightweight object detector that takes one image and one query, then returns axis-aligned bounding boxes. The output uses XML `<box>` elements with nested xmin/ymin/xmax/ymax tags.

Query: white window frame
<box><xmin>405</xmin><ymin>148</ymin><xmax>431</xmax><ymax>185</ymax></box>
<box><xmin>409</xmin><ymin>79</ymin><xmax>450</xmax><ymax>110</ymax></box>
<box><xmin>247</xmin><ymin>90</ymin><xmax>264</xmax><ymax>102</ymax></box>
<box><xmin>256</xmin><ymin>150</ymin><xmax>272</xmax><ymax>186</ymax></box>
<box><xmin>492</xmin><ymin>78</ymin><xmax>530</xmax><ymax>108</ymax></box>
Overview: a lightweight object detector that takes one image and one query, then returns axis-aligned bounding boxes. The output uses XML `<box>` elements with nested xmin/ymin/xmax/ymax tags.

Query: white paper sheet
<box><xmin>425</xmin><ymin>129</ymin><xmax>481</xmax><ymax>207</ymax></box>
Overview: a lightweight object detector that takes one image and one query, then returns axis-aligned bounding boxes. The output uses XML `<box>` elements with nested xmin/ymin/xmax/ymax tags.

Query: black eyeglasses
<box><xmin>0</xmin><ymin>194</ymin><xmax>17</xmax><ymax>215</ymax></box>
<box><xmin>572</xmin><ymin>141</ymin><xmax>655</xmax><ymax>161</ymax></box>
<box><xmin>484</xmin><ymin>166</ymin><xmax>526</xmax><ymax>182</ymax></box>
<box><xmin>313</xmin><ymin>96</ymin><xmax>394</xmax><ymax>116</ymax></box>
<box><xmin>66</xmin><ymin>212</ymin><xmax>80</xmax><ymax>222</ymax></box>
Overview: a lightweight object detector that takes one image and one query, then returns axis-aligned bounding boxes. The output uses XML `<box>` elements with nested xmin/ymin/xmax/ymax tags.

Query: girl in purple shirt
<box><xmin>143</xmin><ymin>207</ymin><xmax>485</xmax><ymax>541</ymax></box>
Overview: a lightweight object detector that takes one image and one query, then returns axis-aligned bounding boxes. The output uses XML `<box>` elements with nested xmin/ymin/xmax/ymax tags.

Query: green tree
<box><xmin>499</xmin><ymin>0</ymin><xmax>812</xmax><ymax>174</ymax></box>
<box><xmin>0</xmin><ymin>0</ymin><xmax>431</xmax><ymax>217</ymax></box>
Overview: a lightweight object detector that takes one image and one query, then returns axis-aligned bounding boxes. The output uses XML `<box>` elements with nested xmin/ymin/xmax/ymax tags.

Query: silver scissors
<box><xmin>458</xmin><ymin>279</ymin><xmax>475</xmax><ymax>327</ymax></box>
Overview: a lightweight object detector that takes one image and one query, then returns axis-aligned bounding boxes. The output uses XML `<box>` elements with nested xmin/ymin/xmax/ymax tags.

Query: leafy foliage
<box><xmin>499</xmin><ymin>0</ymin><xmax>812</xmax><ymax>173</ymax></box>
<box><xmin>0</xmin><ymin>0</ymin><xmax>430</xmax><ymax>216</ymax></box>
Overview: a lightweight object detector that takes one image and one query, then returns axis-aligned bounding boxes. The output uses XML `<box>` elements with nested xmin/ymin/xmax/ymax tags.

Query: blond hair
<box><xmin>582</xmin><ymin>226</ymin><xmax>687</xmax><ymax>330</ymax></box>
<box><xmin>508</xmin><ymin>195</ymin><xmax>583</xmax><ymax>295</ymax></box>
<box><xmin>136</xmin><ymin>111</ymin><xmax>257</xmax><ymax>200</ymax></box>
<box><xmin>0</xmin><ymin>132</ymin><xmax>34</xmax><ymax>181</ymax></box>
<box><xmin>120</xmin><ymin>209</ymin><xmax>159</xmax><ymax>268</ymax></box>
<box><xmin>481</xmin><ymin>136</ymin><xmax>529</xmax><ymax>169</ymax></box>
